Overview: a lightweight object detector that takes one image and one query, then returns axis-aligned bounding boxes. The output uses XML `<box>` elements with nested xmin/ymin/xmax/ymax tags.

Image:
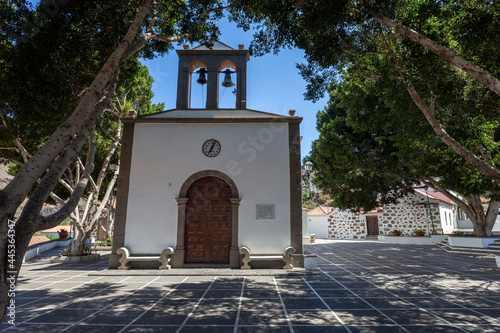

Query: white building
<box><xmin>327</xmin><ymin>190</ymin><xmax>456</xmax><ymax>239</ymax></box>
<box><xmin>109</xmin><ymin>42</ymin><xmax>304</xmax><ymax>269</ymax></box>
<box><xmin>307</xmin><ymin>206</ymin><xmax>333</xmax><ymax>239</ymax></box>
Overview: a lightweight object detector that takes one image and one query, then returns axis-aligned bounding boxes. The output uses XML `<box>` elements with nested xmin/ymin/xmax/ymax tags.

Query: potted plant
<box><xmin>57</xmin><ymin>228</ymin><xmax>68</xmax><ymax>240</ymax></box>
<box><xmin>390</xmin><ymin>230</ymin><xmax>402</xmax><ymax>236</ymax></box>
<box><xmin>414</xmin><ymin>229</ymin><xmax>425</xmax><ymax>237</ymax></box>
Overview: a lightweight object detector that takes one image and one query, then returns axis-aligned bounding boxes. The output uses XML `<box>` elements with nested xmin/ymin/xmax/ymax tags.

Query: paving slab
<box><xmin>1</xmin><ymin>239</ymin><xmax>500</xmax><ymax>332</ymax></box>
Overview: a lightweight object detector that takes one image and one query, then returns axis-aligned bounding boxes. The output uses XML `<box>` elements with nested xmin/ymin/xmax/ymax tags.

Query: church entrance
<box><xmin>185</xmin><ymin>176</ymin><xmax>232</xmax><ymax>263</ymax></box>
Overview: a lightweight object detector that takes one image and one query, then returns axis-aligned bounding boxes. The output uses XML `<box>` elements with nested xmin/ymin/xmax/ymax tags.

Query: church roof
<box><xmin>192</xmin><ymin>41</ymin><xmax>234</xmax><ymax>50</ymax></box>
<box><xmin>140</xmin><ymin>109</ymin><xmax>289</xmax><ymax>119</ymax></box>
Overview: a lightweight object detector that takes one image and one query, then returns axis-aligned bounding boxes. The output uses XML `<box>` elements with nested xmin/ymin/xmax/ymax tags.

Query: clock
<box><xmin>202</xmin><ymin>139</ymin><xmax>221</xmax><ymax>157</ymax></box>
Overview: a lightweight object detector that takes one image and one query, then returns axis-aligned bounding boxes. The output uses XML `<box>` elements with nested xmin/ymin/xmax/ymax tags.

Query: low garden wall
<box><xmin>23</xmin><ymin>238</ymin><xmax>73</xmax><ymax>262</ymax></box>
<box><xmin>448</xmin><ymin>236</ymin><xmax>500</xmax><ymax>248</ymax></box>
<box><xmin>378</xmin><ymin>234</ymin><xmax>447</xmax><ymax>245</ymax></box>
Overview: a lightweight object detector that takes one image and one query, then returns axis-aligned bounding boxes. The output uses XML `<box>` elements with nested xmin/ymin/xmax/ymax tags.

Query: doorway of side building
<box><xmin>366</xmin><ymin>216</ymin><xmax>380</xmax><ymax>236</ymax></box>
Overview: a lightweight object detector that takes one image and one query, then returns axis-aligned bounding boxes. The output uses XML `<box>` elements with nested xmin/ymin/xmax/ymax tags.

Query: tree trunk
<box><xmin>0</xmin><ymin>218</ymin><xmax>33</xmax><ymax>322</ymax></box>
<box><xmin>70</xmin><ymin>227</ymin><xmax>88</xmax><ymax>256</ymax></box>
<box><xmin>422</xmin><ymin>180</ymin><xmax>498</xmax><ymax>236</ymax></box>
<box><xmin>466</xmin><ymin>194</ymin><xmax>494</xmax><ymax>237</ymax></box>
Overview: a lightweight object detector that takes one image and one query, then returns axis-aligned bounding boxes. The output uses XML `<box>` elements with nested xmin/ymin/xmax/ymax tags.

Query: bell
<box><xmin>221</xmin><ymin>69</ymin><xmax>234</xmax><ymax>88</ymax></box>
<box><xmin>196</xmin><ymin>68</ymin><xmax>207</xmax><ymax>85</ymax></box>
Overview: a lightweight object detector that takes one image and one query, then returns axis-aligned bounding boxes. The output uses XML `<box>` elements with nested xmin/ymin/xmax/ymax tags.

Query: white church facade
<box><xmin>109</xmin><ymin>42</ymin><xmax>304</xmax><ymax>269</ymax></box>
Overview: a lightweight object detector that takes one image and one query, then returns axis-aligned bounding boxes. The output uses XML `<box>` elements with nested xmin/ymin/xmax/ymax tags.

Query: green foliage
<box><xmin>414</xmin><ymin>229</ymin><xmax>424</xmax><ymax>233</ymax></box>
<box><xmin>97</xmin><ymin>238</ymin><xmax>112</xmax><ymax>246</ymax></box>
<box><xmin>309</xmin><ymin>73</ymin><xmax>499</xmax><ymax>212</ymax></box>
<box><xmin>317</xmin><ymin>193</ymin><xmax>331</xmax><ymax>205</ymax></box>
<box><xmin>46</xmin><ymin>234</ymin><xmax>58</xmax><ymax>241</ymax></box>
<box><xmin>231</xmin><ymin>0</ymin><xmax>500</xmax><ymax>181</ymax></box>
<box><xmin>83</xmin><ymin>245</ymin><xmax>93</xmax><ymax>256</ymax></box>
<box><xmin>309</xmin><ymin>89</ymin><xmax>415</xmax><ymax>212</ymax></box>
<box><xmin>450</xmin><ymin>231</ymin><xmax>476</xmax><ymax>237</ymax></box>
<box><xmin>302</xmin><ymin>191</ymin><xmax>316</xmax><ymax>203</ymax></box>
<box><xmin>303</xmin><ymin>199</ymin><xmax>315</xmax><ymax>211</ymax></box>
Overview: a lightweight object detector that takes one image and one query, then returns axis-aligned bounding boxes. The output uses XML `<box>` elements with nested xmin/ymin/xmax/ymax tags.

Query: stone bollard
<box><xmin>304</xmin><ymin>255</ymin><xmax>318</xmax><ymax>270</ymax></box>
<box><xmin>310</xmin><ymin>234</ymin><xmax>316</xmax><ymax>243</ymax></box>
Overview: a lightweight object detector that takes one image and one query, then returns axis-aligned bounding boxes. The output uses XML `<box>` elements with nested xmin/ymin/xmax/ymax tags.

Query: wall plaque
<box><xmin>256</xmin><ymin>204</ymin><xmax>275</xmax><ymax>220</ymax></box>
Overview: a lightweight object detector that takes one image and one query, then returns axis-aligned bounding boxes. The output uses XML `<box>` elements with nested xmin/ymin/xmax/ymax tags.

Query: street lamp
<box><xmin>304</xmin><ymin>161</ymin><xmax>313</xmax><ymax>172</ymax></box>
<box><xmin>302</xmin><ymin>161</ymin><xmax>314</xmax><ymax>203</ymax></box>
<box><xmin>109</xmin><ymin>160</ymin><xmax>119</xmax><ymax>172</ymax></box>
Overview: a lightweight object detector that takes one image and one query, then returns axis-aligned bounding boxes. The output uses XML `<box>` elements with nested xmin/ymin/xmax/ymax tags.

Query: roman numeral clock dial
<box><xmin>202</xmin><ymin>139</ymin><xmax>221</xmax><ymax>157</ymax></box>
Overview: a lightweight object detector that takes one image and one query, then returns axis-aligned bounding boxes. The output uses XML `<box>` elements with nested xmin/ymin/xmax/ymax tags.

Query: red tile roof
<box><xmin>414</xmin><ymin>189</ymin><xmax>454</xmax><ymax>205</ymax></box>
<box><xmin>28</xmin><ymin>235</ymin><xmax>50</xmax><ymax>247</ymax></box>
<box><xmin>308</xmin><ymin>206</ymin><xmax>334</xmax><ymax>216</ymax></box>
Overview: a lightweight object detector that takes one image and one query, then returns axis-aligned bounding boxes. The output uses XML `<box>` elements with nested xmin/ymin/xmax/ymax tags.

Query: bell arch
<box><xmin>218</xmin><ymin>59</ymin><xmax>238</xmax><ymax>109</ymax></box>
<box><xmin>189</xmin><ymin>59</ymin><xmax>208</xmax><ymax>72</ymax></box>
<box><xmin>218</xmin><ymin>59</ymin><xmax>237</xmax><ymax>71</ymax></box>
<box><xmin>188</xmin><ymin>59</ymin><xmax>208</xmax><ymax>109</ymax></box>
<box><xmin>176</xmin><ymin>44</ymin><xmax>249</xmax><ymax>109</ymax></box>
<box><xmin>173</xmin><ymin>170</ymin><xmax>241</xmax><ymax>268</ymax></box>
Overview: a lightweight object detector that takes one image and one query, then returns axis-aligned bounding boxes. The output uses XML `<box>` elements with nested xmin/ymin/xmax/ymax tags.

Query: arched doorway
<box><xmin>185</xmin><ymin>176</ymin><xmax>232</xmax><ymax>263</ymax></box>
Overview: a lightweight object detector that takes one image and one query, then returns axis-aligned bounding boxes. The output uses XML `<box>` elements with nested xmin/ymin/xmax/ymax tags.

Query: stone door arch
<box><xmin>173</xmin><ymin>170</ymin><xmax>241</xmax><ymax>267</ymax></box>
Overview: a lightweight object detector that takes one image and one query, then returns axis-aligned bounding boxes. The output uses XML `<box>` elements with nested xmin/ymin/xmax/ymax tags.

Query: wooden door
<box><xmin>185</xmin><ymin>176</ymin><xmax>232</xmax><ymax>263</ymax></box>
<box><xmin>366</xmin><ymin>216</ymin><xmax>379</xmax><ymax>235</ymax></box>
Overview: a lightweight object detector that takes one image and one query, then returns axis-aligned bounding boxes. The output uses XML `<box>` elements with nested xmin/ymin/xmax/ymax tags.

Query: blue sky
<box><xmin>142</xmin><ymin>18</ymin><xmax>329</xmax><ymax>160</ymax></box>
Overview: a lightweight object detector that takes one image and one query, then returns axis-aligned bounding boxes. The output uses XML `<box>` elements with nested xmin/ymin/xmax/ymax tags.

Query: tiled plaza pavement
<box><xmin>2</xmin><ymin>239</ymin><xmax>500</xmax><ymax>332</ymax></box>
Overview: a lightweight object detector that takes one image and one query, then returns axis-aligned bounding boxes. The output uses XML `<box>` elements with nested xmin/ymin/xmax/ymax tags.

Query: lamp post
<box><xmin>109</xmin><ymin>160</ymin><xmax>119</xmax><ymax>172</ymax></box>
<box><xmin>304</xmin><ymin>161</ymin><xmax>313</xmax><ymax>173</ymax></box>
<box><xmin>303</xmin><ymin>161</ymin><xmax>313</xmax><ymax>200</ymax></box>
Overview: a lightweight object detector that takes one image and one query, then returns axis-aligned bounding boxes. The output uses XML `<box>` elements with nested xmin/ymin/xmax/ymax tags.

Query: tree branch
<box><xmin>37</xmin><ymin>131</ymin><xmax>96</xmax><ymax>231</ymax></box>
<box><xmin>146</xmin><ymin>1</ymin><xmax>158</xmax><ymax>32</ymax></box>
<box><xmin>150</xmin><ymin>32</ymin><xmax>190</xmax><ymax>43</ymax></box>
<box><xmin>375</xmin><ymin>15</ymin><xmax>500</xmax><ymax>96</ymax></box>
<box><xmin>13</xmin><ymin>138</ymin><xmax>30</xmax><ymax>164</ymax></box>
<box><xmin>475</xmin><ymin>143</ymin><xmax>493</xmax><ymax>164</ymax></box>
<box><xmin>1</xmin><ymin>0</ymin><xmax>153</xmax><ymax>210</ymax></box>
<box><xmin>406</xmin><ymin>83</ymin><xmax>500</xmax><ymax>181</ymax></box>
<box><xmin>18</xmin><ymin>79</ymin><xmax>116</xmax><ymax>234</ymax></box>
<box><xmin>90</xmin><ymin>164</ymin><xmax>119</xmax><ymax>227</ymax></box>
<box><xmin>421</xmin><ymin>178</ymin><xmax>475</xmax><ymax>219</ymax></box>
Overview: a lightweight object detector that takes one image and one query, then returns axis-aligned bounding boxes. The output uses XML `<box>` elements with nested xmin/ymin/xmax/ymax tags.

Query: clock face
<box><xmin>202</xmin><ymin>139</ymin><xmax>221</xmax><ymax>157</ymax></box>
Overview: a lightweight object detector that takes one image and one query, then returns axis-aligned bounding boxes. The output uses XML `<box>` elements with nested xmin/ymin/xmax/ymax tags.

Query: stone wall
<box><xmin>378</xmin><ymin>194</ymin><xmax>440</xmax><ymax>236</ymax></box>
<box><xmin>328</xmin><ymin>209</ymin><xmax>367</xmax><ymax>239</ymax></box>
<box><xmin>327</xmin><ymin>193</ymin><xmax>447</xmax><ymax>239</ymax></box>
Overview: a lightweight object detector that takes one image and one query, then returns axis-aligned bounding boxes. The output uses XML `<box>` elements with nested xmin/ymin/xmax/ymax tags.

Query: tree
<box><xmin>230</xmin><ymin>0</ymin><xmax>500</xmax><ymax>181</ymax></box>
<box><xmin>0</xmin><ymin>0</ymin><xmax>225</xmax><ymax>321</ymax></box>
<box><xmin>310</xmin><ymin>77</ymin><xmax>499</xmax><ymax>236</ymax></box>
<box><xmin>63</xmin><ymin>61</ymin><xmax>157</xmax><ymax>257</ymax></box>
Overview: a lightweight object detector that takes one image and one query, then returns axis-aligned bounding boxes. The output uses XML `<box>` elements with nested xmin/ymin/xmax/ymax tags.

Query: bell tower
<box><xmin>175</xmin><ymin>42</ymin><xmax>250</xmax><ymax>110</ymax></box>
